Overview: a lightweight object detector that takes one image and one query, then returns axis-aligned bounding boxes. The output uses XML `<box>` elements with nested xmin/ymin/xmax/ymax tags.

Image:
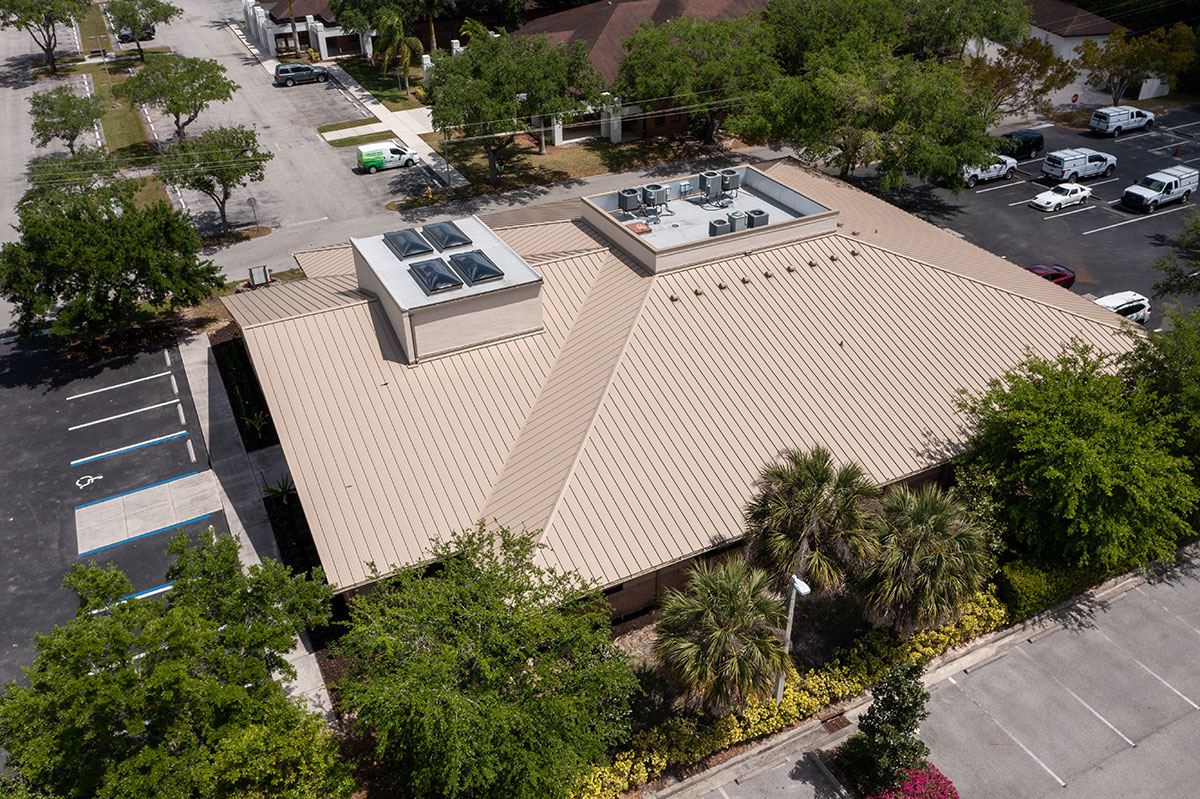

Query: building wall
<box><xmin>411</xmin><ymin>283</ymin><xmax>544</xmax><ymax>361</ymax></box>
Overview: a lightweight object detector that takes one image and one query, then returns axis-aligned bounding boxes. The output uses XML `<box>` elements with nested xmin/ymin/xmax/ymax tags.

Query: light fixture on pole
<box><xmin>774</xmin><ymin>574</ymin><xmax>811</xmax><ymax>705</ymax></box>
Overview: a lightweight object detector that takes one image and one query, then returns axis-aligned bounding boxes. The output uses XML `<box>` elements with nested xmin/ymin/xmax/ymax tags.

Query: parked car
<box><xmin>1024</xmin><ymin>264</ymin><xmax>1076</xmax><ymax>288</ymax></box>
<box><xmin>1030</xmin><ymin>182</ymin><xmax>1091</xmax><ymax>211</ymax></box>
<box><xmin>997</xmin><ymin>129</ymin><xmax>1045</xmax><ymax>160</ymax></box>
<box><xmin>356</xmin><ymin>141</ymin><xmax>420</xmax><ymax>173</ymax></box>
<box><xmin>1041</xmin><ymin>148</ymin><xmax>1116</xmax><ymax>182</ymax></box>
<box><xmin>962</xmin><ymin>155</ymin><xmax>1017</xmax><ymax>187</ymax></box>
<box><xmin>274</xmin><ymin>63</ymin><xmax>329</xmax><ymax>86</ymax></box>
<box><xmin>117</xmin><ymin>25</ymin><xmax>155</xmax><ymax>42</ymax></box>
<box><xmin>1089</xmin><ymin>105</ymin><xmax>1155</xmax><ymax>137</ymax></box>
<box><xmin>1092</xmin><ymin>291</ymin><xmax>1151</xmax><ymax>324</ymax></box>
<box><xmin>1121</xmin><ymin>165</ymin><xmax>1198</xmax><ymax>212</ymax></box>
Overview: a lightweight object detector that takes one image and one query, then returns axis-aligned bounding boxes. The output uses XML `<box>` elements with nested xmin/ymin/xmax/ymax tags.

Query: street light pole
<box><xmin>775</xmin><ymin>574</ymin><xmax>811</xmax><ymax>705</ymax></box>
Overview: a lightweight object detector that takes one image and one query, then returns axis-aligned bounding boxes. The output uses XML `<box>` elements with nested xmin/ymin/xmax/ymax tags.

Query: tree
<box><xmin>855</xmin><ymin>484</ymin><xmax>992</xmax><ymax>634</ymax></box>
<box><xmin>334</xmin><ymin>524</ymin><xmax>637</xmax><ymax>799</ymax></box>
<box><xmin>0</xmin><ymin>0</ymin><xmax>89</xmax><ymax>75</ymax></box>
<box><xmin>0</xmin><ymin>166</ymin><xmax>223</xmax><ymax>340</ymax></box>
<box><xmin>410</xmin><ymin>0</ymin><xmax>449</xmax><ymax>52</ymax></box>
<box><xmin>964</xmin><ymin>36</ymin><xmax>1078</xmax><ymax>121</ymax></box>
<box><xmin>1075</xmin><ymin>24</ymin><xmax>1197</xmax><ymax>106</ymax></box>
<box><xmin>105</xmin><ymin>0</ymin><xmax>182</xmax><ymax>61</ymax></box>
<box><xmin>1152</xmin><ymin>210</ymin><xmax>1200</xmax><ymax>297</ymax></box>
<box><xmin>838</xmin><ymin>662</ymin><xmax>931</xmax><ymax>796</ymax></box>
<box><xmin>615</xmin><ymin>17</ymin><xmax>781</xmax><ymax>143</ymax></box>
<box><xmin>958</xmin><ymin>342</ymin><xmax>1198</xmax><ymax>571</ymax></box>
<box><xmin>376</xmin><ymin>7</ymin><xmax>423</xmax><ymax>95</ymax></box>
<box><xmin>25</xmin><ymin>146</ymin><xmax>120</xmax><ymax>194</ymax></box>
<box><xmin>329</xmin><ymin>0</ymin><xmax>405</xmax><ymax>51</ymax></box>
<box><xmin>735</xmin><ymin>48</ymin><xmax>995</xmax><ymax>190</ymax></box>
<box><xmin>114</xmin><ymin>54</ymin><xmax>238</xmax><ymax>140</ymax></box>
<box><xmin>654</xmin><ymin>558</ymin><xmax>789</xmax><ymax>715</ymax></box>
<box><xmin>0</xmin><ymin>531</ymin><xmax>353</xmax><ymax>799</ymax></box>
<box><xmin>519</xmin><ymin>37</ymin><xmax>603</xmax><ymax>154</ymax></box>
<box><xmin>744</xmin><ymin>445</ymin><xmax>880</xmax><ymax>593</ymax></box>
<box><xmin>162</xmin><ymin>125</ymin><xmax>273</xmax><ymax>233</ymax></box>
<box><xmin>27</xmin><ymin>86</ymin><xmax>104</xmax><ymax>154</ymax></box>
<box><xmin>764</xmin><ymin>0</ymin><xmax>903</xmax><ymax>75</ymax></box>
<box><xmin>897</xmin><ymin>0</ymin><xmax>1030</xmax><ymax>62</ymax></box>
<box><xmin>1121</xmin><ymin>307</ymin><xmax>1200</xmax><ymax>467</ymax></box>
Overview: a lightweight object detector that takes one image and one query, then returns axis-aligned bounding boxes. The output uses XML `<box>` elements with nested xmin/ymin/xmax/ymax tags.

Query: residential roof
<box><xmin>224</xmin><ymin>160</ymin><xmax>1134</xmax><ymax>593</ymax></box>
<box><xmin>514</xmin><ymin>0</ymin><xmax>769</xmax><ymax>81</ymax></box>
<box><xmin>1027</xmin><ymin>0</ymin><xmax>1120</xmax><ymax>38</ymax></box>
<box><xmin>263</xmin><ymin>0</ymin><xmax>336</xmax><ymax>25</ymax></box>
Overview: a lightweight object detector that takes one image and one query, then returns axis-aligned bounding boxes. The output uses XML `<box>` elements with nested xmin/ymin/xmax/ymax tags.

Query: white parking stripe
<box><xmin>1135</xmin><ymin>587</ymin><xmax>1200</xmax><ymax>638</ymax></box>
<box><xmin>1013</xmin><ymin>648</ymin><xmax>1135</xmax><ymax>747</ymax></box>
<box><xmin>1088</xmin><ymin>178</ymin><xmax>1120</xmax><ymax>188</ymax></box>
<box><xmin>1009</xmin><ymin>198</ymin><xmax>1037</xmax><ymax>206</ymax></box>
<box><xmin>65</xmin><ymin>371</ymin><xmax>171</xmax><ymax>400</ymax></box>
<box><xmin>1183</xmin><ymin>157</ymin><xmax>1200</xmax><ymax>164</ymax></box>
<box><xmin>1148</xmin><ymin>141</ymin><xmax>1184</xmax><ymax>152</ymax></box>
<box><xmin>68</xmin><ymin>399</ymin><xmax>181</xmax><ymax>431</ymax></box>
<box><xmin>1166</xmin><ymin>120</ymin><xmax>1200</xmax><ymax>131</ymax></box>
<box><xmin>1083</xmin><ymin>204</ymin><xmax>1194</xmax><ymax>235</ymax></box>
<box><xmin>948</xmin><ymin>677</ymin><xmax>1067</xmax><ymax>787</ymax></box>
<box><xmin>176</xmin><ymin>404</ymin><xmax>186</xmax><ymax>425</ymax></box>
<box><xmin>1118</xmin><ymin>131</ymin><xmax>1157</xmax><ymax>141</ymax></box>
<box><xmin>1044</xmin><ymin>205</ymin><xmax>1096</xmax><ymax>219</ymax></box>
<box><xmin>976</xmin><ymin>180</ymin><xmax>1028</xmax><ymax>193</ymax></box>
<box><xmin>1097</xmin><ymin>631</ymin><xmax>1200</xmax><ymax>708</ymax></box>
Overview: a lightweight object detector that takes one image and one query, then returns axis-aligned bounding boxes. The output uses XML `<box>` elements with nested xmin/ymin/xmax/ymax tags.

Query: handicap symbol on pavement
<box><xmin>76</xmin><ymin>475</ymin><xmax>103</xmax><ymax>489</ymax></box>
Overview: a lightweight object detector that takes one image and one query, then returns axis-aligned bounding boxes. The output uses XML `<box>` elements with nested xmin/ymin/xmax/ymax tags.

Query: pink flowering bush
<box><xmin>867</xmin><ymin>762</ymin><xmax>959</xmax><ymax>799</ymax></box>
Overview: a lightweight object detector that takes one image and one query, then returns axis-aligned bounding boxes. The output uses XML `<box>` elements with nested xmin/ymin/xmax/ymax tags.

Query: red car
<box><xmin>1024</xmin><ymin>264</ymin><xmax>1076</xmax><ymax>289</ymax></box>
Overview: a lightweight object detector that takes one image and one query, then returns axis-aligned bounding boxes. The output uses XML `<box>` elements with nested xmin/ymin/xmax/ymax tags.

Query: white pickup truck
<box><xmin>1121</xmin><ymin>165</ymin><xmax>1199</xmax><ymax>212</ymax></box>
<box><xmin>1041</xmin><ymin>148</ymin><xmax>1116</xmax><ymax>182</ymax></box>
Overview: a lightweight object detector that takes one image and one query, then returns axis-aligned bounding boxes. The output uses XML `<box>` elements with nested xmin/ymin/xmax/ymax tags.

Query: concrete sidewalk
<box><xmin>178</xmin><ymin>335</ymin><xmax>334</xmax><ymax>721</ymax></box>
<box><xmin>320</xmin><ymin>121</ymin><xmax>391</xmax><ymax>142</ymax></box>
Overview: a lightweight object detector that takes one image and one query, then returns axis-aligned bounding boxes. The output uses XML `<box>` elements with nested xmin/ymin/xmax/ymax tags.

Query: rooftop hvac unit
<box><xmin>709</xmin><ymin>218</ymin><xmax>730</xmax><ymax>236</ymax></box>
<box><xmin>699</xmin><ymin>170</ymin><xmax>722</xmax><ymax>199</ymax></box>
<box><xmin>642</xmin><ymin>183</ymin><xmax>668</xmax><ymax>207</ymax></box>
<box><xmin>720</xmin><ymin>168</ymin><xmax>741</xmax><ymax>191</ymax></box>
<box><xmin>618</xmin><ymin>188</ymin><xmax>641</xmax><ymax>212</ymax></box>
<box><xmin>727</xmin><ymin>210</ymin><xmax>748</xmax><ymax>232</ymax></box>
<box><xmin>746</xmin><ymin>208</ymin><xmax>769</xmax><ymax>228</ymax></box>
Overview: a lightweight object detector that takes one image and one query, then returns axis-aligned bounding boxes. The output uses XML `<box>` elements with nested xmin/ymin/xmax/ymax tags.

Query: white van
<box><xmin>356</xmin><ymin>140</ymin><xmax>421</xmax><ymax>174</ymax></box>
<box><xmin>1088</xmin><ymin>105</ymin><xmax>1155</xmax><ymax>137</ymax></box>
<box><xmin>1042</xmin><ymin>148</ymin><xmax>1116</xmax><ymax>182</ymax></box>
<box><xmin>1121</xmin><ymin>165</ymin><xmax>1199</xmax><ymax>212</ymax></box>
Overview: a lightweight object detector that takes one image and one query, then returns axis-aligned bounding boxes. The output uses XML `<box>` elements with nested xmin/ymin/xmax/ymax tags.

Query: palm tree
<box><xmin>744</xmin><ymin>445</ymin><xmax>881</xmax><ymax>593</ymax></box>
<box><xmin>856</xmin><ymin>484</ymin><xmax>992</xmax><ymax>634</ymax></box>
<box><xmin>376</xmin><ymin>9</ymin><xmax>423</xmax><ymax>95</ymax></box>
<box><xmin>411</xmin><ymin>0</ymin><xmax>446</xmax><ymax>52</ymax></box>
<box><xmin>653</xmin><ymin>558</ymin><xmax>788</xmax><ymax>715</ymax></box>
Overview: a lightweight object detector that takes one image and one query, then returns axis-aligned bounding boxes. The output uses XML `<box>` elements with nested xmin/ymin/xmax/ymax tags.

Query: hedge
<box><xmin>994</xmin><ymin>558</ymin><xmax>1108</xmax><ymax>621</ymax></box>
<box><xmin>574</xmin><ymin>589</ymin><xmax>1009</xmax><ymax>799</ymax></box>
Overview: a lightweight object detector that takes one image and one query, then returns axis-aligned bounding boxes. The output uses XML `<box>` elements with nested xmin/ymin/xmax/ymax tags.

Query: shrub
<box><xmin>838</xmin><ymin>663</ymin><xmax>930</xmax><ymax>795</ymax></box>
<box><xmin>867</xmin><ymin>762</ymin><xmax>959</xmax><ymax>799</ymax></box>
<box><xmin>994</xmin><ymin>558</ymin><xmax>1106</xmax><ymax>620</ymax></box>
<box><xmin>573</xmin><ymin>589</ymin><xmax>1007</xmax><ymax>799</ymax></box>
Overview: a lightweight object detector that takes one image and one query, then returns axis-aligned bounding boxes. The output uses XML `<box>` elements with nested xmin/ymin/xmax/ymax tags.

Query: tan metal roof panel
<box><xmin>293</xmin><ymin>244</ymin><xmax>355</xmax><ymax>278</ymax></box>
<box><xmin>220</xmin><ymin>275</ymin><xmax>366</xmax><ymax>329</ymax></box>
<box><xmin>478</xmin><ymin>197</ymin><xmax>583</xmax><ymax>228</ymax></box>
<box><xmin>497</xmin><ymin>220</ymin><xmax>609</xmax><ymax>264</ymax></box>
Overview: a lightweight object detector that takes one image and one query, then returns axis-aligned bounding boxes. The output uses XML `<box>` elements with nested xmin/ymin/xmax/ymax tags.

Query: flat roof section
<box><xmin>614</xmin><ymin>186</ymin><xmax>800</xmax><ymax>248</ymax></box>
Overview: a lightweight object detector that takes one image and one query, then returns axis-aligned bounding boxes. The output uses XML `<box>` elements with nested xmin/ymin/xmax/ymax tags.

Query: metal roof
<box><xmin>224</xmin><ymin>162</ymin><xmax>1135</xmax><ymax>593</ymax></box>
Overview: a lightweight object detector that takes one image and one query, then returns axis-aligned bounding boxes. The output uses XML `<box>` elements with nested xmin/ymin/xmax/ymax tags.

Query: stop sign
<box><xmin>1072</xmin><ymin>93</ymin><xmax>1079</xmax><ymax>103</ymax></box>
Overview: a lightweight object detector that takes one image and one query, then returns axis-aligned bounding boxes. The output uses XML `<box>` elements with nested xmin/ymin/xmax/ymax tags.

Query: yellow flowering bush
<box><xmin>574</xmin><ymin>588</ymin><xmax>1009</xmax><ymax>799</ymax></box>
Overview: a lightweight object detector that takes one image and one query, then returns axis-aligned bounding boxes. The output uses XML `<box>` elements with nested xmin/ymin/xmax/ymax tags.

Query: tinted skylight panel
<box><xmin>409</xmin><ymin>258</ymin><xmax>463</xmax><ymax>294</ymax></box>
<box><xmin>423</xmin><ymin>221</ymin><xmax>472</xmax><ymax>251</ymax></box>
<box><xmin>382</xmin><ymin>229</ymin><xmax>434</xmax><ymax>259</ymax></box>
<box><xmin>449</xmin><ymin>250</ymin><xmax>504</xmax><ymax>285</ymax></box>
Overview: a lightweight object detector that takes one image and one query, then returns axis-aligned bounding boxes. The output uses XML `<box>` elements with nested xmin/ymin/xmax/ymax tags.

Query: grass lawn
<box><xmin>53</xmin><ymin>60</ymin><xmax>154</xmax><ymax>159</ymax></box>
<box><xmin>317</xmin><ymin>115</ymin><xmax>381</xmax><ymax>134</ymax></box>
<box><xmin>330</xmin><ymin>130</ymin><xmax>395</xmax><ymax>148</ymax></box>
<box><xmin>78</xmin><ymin>2</ymin><xmax>110</xmax><ymax>53</ymax></box>
<box><xmin>389</xmin><ymin>132</ymin><xmax>725</xmax><ymax>210</ymax></box>
<box><xmin>337</xmin><ymin>56</ymin><xmax>425</xmax><ymax>112</ymax></box>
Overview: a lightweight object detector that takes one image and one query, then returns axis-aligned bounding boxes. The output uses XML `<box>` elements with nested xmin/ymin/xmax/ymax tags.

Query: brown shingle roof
<box><xmin>515</xmin><ymin>0</ymin><xmax>769</xmax><ymax>82</ymax></box>
<box><xmin>1027</xmin><ymin>0</ymin><xmax>1120</xmax><ymax>38</ymax></box>
<box><xmin>262</xmin><ymin>0</ymin><xmax>336</xmax><ymax>25</ymax></box>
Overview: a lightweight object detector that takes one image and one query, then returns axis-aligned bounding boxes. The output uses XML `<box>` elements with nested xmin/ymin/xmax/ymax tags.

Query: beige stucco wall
<box><xmin>412</xmin><ymin>283</ymin><xmax>544</xmax><ymax>360</ymax></box>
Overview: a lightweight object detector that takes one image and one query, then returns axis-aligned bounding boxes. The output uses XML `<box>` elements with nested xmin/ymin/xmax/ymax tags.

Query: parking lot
<box><xmin>922</xmin><ymin>574</ymin><xmax>1200</xmax><ymax>798</ymax></box>
<box><xmin>0</xmin><ymin>338</ymin><xmax>227</xmax><ymax>683</ymax></box>
<box><xmin>877</xmin><ymin>106</ymin><xmax>1200</xmax><ymax>328</ymax></box>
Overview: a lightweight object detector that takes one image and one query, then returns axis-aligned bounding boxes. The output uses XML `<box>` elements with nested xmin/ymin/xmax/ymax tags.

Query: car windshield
<box><xmin>1051</xmin><ymin>186</ymin><xmax>1073</xmax><ymax>196</ymax></box>
<box><xmin>1137</xmin><ymin>177</ymin><xmax>1166</xmax><ymax>191</ymax></box>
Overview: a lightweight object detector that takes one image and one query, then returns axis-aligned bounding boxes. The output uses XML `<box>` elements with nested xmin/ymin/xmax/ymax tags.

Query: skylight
<box><xmin>449</xmin><ymin>250</ymin><xmax>504</xmax><ymax>285</ymax></box>
<box><xmin>409</xmin><ymin>258</ymin><xmax>463</xmax><ymax>294</ymax></box>
<box><xmin>382</xmin><ymin>229</ymin><xmax>434</xmax><ymax>259</ymax></box>
<box><xmin>423</xmin><ymin>221</ymin><xmax>472</xmax><ymax>251</ymax></box>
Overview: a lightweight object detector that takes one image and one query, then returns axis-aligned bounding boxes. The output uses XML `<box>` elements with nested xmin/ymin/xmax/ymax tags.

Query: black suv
<box><xmin>274</xmin><ymin>63</ymin><xmax>329</xmax><ymax>87</ymax></box>
<box><xmin>996</xmin><ymin>129</ymin><xmax>1045</xmax><ymax>160</ymax></box>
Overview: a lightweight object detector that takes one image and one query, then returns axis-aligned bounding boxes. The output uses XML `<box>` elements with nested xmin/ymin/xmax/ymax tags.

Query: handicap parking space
<box><xmin>0</xmin><ymin>338</ymin><xmax>226</xmax><ymax>684</ymax></box>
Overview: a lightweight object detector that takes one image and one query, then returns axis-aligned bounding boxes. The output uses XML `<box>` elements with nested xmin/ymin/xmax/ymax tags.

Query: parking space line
<box><xmin>68</xmin><ymin>399</ymin><xmax>180</xmax><ymax>431</ymax></box>
<box><xmin>71</xmin><ymin>431</ymin><xmax>189</xmax><ymax>466</ymax></box>
<box><xmin>976</xmin><ymin>181</ymin><xmax>1028</xmax><ymax>194</ymax></box>
<box><xmin>1008</xmin><ymin>198</ymin><xmax>1037</xmax><ymax>206</ymax></box>
<box><xmin>170</xmin><ymin>374</ymin><xmax>179</xmax><ymax>394</ymax></box>
<box><xmin>1083</xmin><ymin>203</ymin><xmax>1194</xmax><ymax>235</ymax></box>
<box><xmin>1013</xmin><ymin>648</ymin><xmax>1135</xmax><ymax>747</ymax></box>
<box><xmin>66</xmin><ymin>371</ymin><xmax>171</xmax><ymax>400</ymax></box>
<box><xmin>1098</xmin><ymin>631</ymin><xmax>1200</xmax><ymax>708</ymax></box>
<box><xmin>186</xmin><ymin>439</ymin><xmax>197</xmax><ymax>463</ymax></box>
<box><xmin>1135</xmin><ymin>586</ymin><xmax>1200</xmax><ymax>638</ymax></box>
<box><xmin>176</xmin><ymin>404</ymin><xmax>186</xmax><ymax>425</ymax></box>
<box><xmin>1166</xmin><ymin>120</ymin><xmax>1200</xmax><ymax>131</ymax></box>
<box><xmin>1148</xmin><ymin>141</ymin><xmax>1182</xmax><ymax>152</ymax></box>
<box><xmin>74</xmin><ymin>471</ymin><xmax>199</xmax><ymax>509</ymax></box>
<box><xmin>164</xmin><ymin>351</ymin><xmax>171</xmax><ymax>367</ymax></box>
<box><xmin>1043</xmin><ymin>205</ymin><xmax>1096</xmax><ymax>219</ymax></box>
<box><xmin>78</xmin><ymin>513</ymin><xmax>214</xmax><ymax>558</ymax></box>
<box><xmin>948</xmin><ymin>676</ymin><xmax>1066</xmax><ymax>786</ymax></box>
<box><xmin>1119</xmin><ymin>131</ymin><xmax>1157</xmax><ymax>141</ymax></box>
<box><xmin>1088</xmin><ymin>178</ymin><xmax>1120</xmax><ymax>188</ymax></box>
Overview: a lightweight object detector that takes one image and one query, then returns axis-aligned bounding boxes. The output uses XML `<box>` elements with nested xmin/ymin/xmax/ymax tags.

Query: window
<box><xmin>655</xmin><ymin>112</ymin><xmax>665</xmax><ymax>126</ymax></box>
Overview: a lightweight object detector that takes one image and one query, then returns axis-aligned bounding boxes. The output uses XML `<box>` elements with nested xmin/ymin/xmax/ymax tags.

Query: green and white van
<box><xmin>357</xmin><ymin>140</ymin><xmax>421</xmax><ymax>174</ymax></box>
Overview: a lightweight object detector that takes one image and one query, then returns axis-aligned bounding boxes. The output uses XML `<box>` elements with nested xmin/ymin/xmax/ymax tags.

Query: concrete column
<box><xmin>360</xmin><ymin>31</ymin><xmax>373</xmax><ymax>59</ymax></box>
<box><xmin>450</xmin><ymin>39</ymin><xmax>462</xmax><ymax>56</ymax></box>
<box><xmin>607</xmin><ymin>100</ymin><xmax>623</xmax><ymax>144</ymax></box>
<box><xmin>308</xmin><ymin>18</ymin><xmax>327</xmax><ymax>59</ymax></box>
<box><xmin>422</xmin><ymin>54</ymin><xmax>433</xmax><ymax>88</ymax></box>
<box><xmin>551</xmin><ymin>114</ymin><xmax>564</xmax><ymax>146</ymax></box>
